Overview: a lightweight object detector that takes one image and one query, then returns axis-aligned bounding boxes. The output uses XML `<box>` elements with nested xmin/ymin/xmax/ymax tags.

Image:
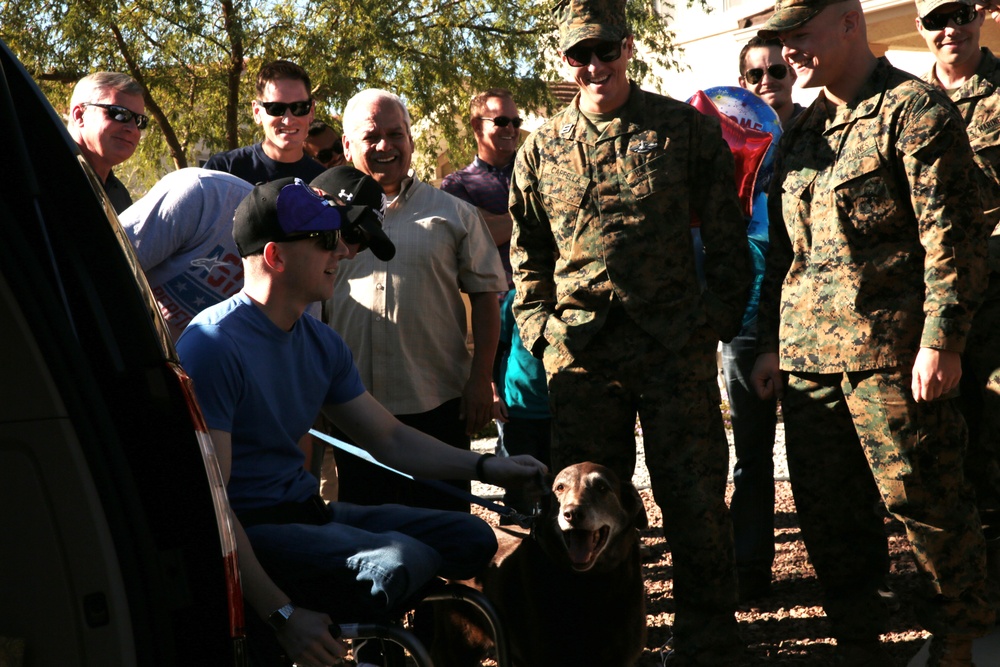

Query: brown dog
<box><xmin>433</xmin><ymin>462</ymin><xmax>648</xmax><ymax>667</ymax></box>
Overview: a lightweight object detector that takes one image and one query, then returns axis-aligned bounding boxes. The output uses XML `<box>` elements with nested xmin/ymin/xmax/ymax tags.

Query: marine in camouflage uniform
<box><xmin>510</xmin><ymin>1</ymin><xmax>751</xmax><ymax>663</ymax></box>
<box><xmin>754</xmin><ymin>0</ymin><xmax>994</xmax><ymax>661</ymax></box>
<box><xmin>916</xmin><ymin>0</ymin><xmax>1000</xmax><ymax>522</ymax></box>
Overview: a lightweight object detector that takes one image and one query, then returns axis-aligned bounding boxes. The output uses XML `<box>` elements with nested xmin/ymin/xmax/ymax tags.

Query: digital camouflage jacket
<box><xmin>510</xmin><ymin>83</ymin><xmax>751</xmax><ymax>356</ymax></box>
<box><xmin>759</xmin><ymin>58</ymin><xmax>988</xmax><ymax>372</ymax></box>
<box><xmin>923</xmin><ymin>47</ymin><xmax>1000</xmax><ymax>271</ymax></box>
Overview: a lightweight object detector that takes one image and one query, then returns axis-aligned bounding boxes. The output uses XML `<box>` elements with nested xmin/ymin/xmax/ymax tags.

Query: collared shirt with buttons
<box><xmin>330</xmin><ymin>174</ymin><xmax>507</xmax><ymax>414</ymax></box>
<box><xmin>441</xmin><ymin>155</ymin><xmax>515</xmax><ymax>288</ymax></box>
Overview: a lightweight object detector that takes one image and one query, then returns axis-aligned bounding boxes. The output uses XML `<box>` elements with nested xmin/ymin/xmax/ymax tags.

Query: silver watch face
<box><xmin>268</xmin><ymin>603</ymin><xmax>294</xmax><ymax>629</ymax></box>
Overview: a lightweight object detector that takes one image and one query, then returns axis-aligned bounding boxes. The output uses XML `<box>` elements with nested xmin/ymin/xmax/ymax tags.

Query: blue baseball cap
<box><xmin>233</xmin><ymin>177</ymin><xmax>344</xmax><ymax>256</ymax></box>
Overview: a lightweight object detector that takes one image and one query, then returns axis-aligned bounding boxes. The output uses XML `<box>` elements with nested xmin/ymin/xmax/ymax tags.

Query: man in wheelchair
<box><xmin>177</xmin><ymin>176</ymin><xmax>548</xmax><ymax>666</ymax></box>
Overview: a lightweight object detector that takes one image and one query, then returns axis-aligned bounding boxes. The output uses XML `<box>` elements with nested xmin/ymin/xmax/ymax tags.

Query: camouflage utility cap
<box><xmin>759</xmin><ymin>0</ymin><xmax>847</xmax><ymax>38</ymax></box>
<box><xmin>555</xmin><ymin>0</ymin><xmax>629</xmax><ymax>51</ymax></box>
<box><xmin>915</xmin><ymin>0</ymin><xmax>973</xmax><ymax>19</ymax></box>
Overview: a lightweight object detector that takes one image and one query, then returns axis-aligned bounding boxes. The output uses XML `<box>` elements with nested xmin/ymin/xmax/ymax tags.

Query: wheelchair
<box><xmin>246</xmin><ymin>574</ymin><xmax>511</xmax><ymax>667</ymax></box>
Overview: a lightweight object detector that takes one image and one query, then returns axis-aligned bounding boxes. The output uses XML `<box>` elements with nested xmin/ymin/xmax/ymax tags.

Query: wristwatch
<box><xmin>266</xmin><ymin>602</ymin><xmax>295</xmax><ymax>631</ymax></box>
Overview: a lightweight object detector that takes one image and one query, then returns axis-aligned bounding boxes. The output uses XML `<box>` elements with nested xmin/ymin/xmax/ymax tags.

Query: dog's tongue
<box><xmin>567</xmin><ymin>529</ymin><xmax>598</xmax><ymax>565</ymax></box>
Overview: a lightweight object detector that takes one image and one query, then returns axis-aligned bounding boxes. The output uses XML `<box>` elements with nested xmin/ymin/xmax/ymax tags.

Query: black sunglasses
<box><xmin>83</xmin><ymin>102</ymin><xmax>149</xmax><ymax>130</ymax></box>
<box><xmin>316</xmin><ymin>139</ymin><xmax>344</xmax><ymax>164</ymax></box>
<box><xmin>285</xmin><ymin>229</ymin><xmax>341</xmax><ymax>251</ymax></box>
<box><xmin>920</xmin><ymin>4</ymin><xmax>978</xmax><ymax>30</ymax></box>
<box><xmin>257</xmin><ymin>99</ymin><xmax>313</xmax><ymax>117</ymax></box>
<box><xmin>564</xmin><ymin>40</ymin><xmax>625</xmax><ymax>68</ymax></box>
<box><xmin>743</xmin><ymin>64</ymin><xmax>789</xmax><ymax>85</ymax></box>
<box><xmin>317</xmin><ymin>194</ymin><xmax>371</xmax><ymax>251</ymax></box>
<box><xmin>479</xmin><ymin>116</ymin><xmax>522</xmax><ymax>129</ymax></box>
<box><xmin>341</xmin><ymin>224</ymin><xmax>369</xmax><ymax>252</ymax></box>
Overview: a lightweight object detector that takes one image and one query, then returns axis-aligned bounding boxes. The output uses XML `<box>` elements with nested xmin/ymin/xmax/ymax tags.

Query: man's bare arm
<box><xmin>480</xmin><ymin>209</ymin><xmax>513</xmax><ymax>246</ymax></box>
<box><xmin>209</xmin><ymin>429</ymin><xmax>346</xmax><ymax>666</ymax></box>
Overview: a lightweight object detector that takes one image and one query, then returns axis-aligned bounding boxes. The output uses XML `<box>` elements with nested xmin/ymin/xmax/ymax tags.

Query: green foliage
<box><xmin>1</xmin><ymin>0</ymin><xmax>692</xmax><ymax>197</ymax></box>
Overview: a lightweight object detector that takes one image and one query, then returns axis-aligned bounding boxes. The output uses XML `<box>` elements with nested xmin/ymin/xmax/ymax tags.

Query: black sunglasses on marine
<box><xmin>743</xmin><ymin>64</ymin><xmax>789</xmax><ymax>85</ymax></box>
<box><xmin>920</xmin><ymin>4</ymin><xmax>978</xmax><ymax>30</ymax></box>
<box><xmin>83</xmin><ymin>102</ymin><xmax>149</xmax><ymax>130</ymax></box>
<box><xmin>564</xmin><ymin>39</ymin><xmax>625</xmax><ymax>68</ymax></box>
<box><xmin>479</xmin><ymin>116</ymin><xmax>522</xmax><ymax>129</ymax></box>
<box><xmin>257</xmin><ymin>99</ymin><xmax>313</xmax><ymax>117</ymax></box>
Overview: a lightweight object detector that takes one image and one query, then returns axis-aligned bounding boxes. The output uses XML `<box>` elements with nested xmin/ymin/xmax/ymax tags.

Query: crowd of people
<box><xmin>67</xmin><ymin>0</ymin><xmax>1000</xmax><ymax>665</ymax></box>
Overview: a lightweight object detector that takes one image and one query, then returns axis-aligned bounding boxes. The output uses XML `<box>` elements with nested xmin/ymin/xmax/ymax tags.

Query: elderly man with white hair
<box><xmin>329</xmin><ymin>89</ymin><xmax>507</xmax><ymax>514</ymax></box>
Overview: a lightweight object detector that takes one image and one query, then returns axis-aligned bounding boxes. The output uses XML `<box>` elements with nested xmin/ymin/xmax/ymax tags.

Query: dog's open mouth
<box><xmin>564</xmin><ymin>525</ymin><xmax>610</xmax><ymax>571</ymax></box>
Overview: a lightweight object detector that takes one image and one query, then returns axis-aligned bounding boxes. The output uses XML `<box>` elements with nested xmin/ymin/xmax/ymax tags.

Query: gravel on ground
<box><xmin>469</xmin><ymin>372</ymin><xmax>927</xmax><ymax>666</ymax></box>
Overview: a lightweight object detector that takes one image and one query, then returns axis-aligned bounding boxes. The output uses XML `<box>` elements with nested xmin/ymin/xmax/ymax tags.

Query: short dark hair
<box><xmin>308</xmin><ymin>120</ymin><xmax>331</xmax><ymax>136</ymax></box>
<box><xmin>256</xmin><ymin>60</ymin><xmax>311</xmax><ymax>98</ymax></box>
<box><xmin>470</xmin><ymin>88</ymin><xmax>514</xmax><ymax>121</ymax></box>
<box><xmin>738</xmin><ymin>36</ymin><xmax>783</xmax><ymax>76</ymax></box>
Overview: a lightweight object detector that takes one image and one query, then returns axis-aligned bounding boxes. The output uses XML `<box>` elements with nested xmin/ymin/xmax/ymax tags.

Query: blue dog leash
<box><xmin>309</xmin><ymin>429</ymin><xmax>537</xmax><ymax>529</ymax></box>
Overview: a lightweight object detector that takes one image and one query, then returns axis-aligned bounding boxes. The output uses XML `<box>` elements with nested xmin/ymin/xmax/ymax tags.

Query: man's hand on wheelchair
<box><xmin>280</xmin><ymin>606</ymin><xmax>348</xmax><ymax>667</ymax></box>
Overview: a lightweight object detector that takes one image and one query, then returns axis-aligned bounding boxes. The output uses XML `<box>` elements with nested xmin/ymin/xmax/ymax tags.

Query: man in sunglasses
<box><xmin>67</xmin><ymin>71</ymin><xmax>146</xmax><ymax>214</ymax></box>
<box><xmin>304</xmin><ymin>120</ymin><xmax>347</xmax><ymax>169</ymax></box>
<box><xmin>738</xmin><ymin>36</ymin><xmax>804</xmax><ymax>128</ymax></box>
<box><xmin>441</xmin><ymin>88</ymin><xmax>522</xmax><ymax>275</ymax></box>
<box><xmin>204</xmin><ymin>60</ymin><xmax>325</xmax><ymax>185</ymax></box>
<box><xmin>510</xmin><ymin>0</ymin><xmax>752</xmax><ymax>664</ymax></box>
<box><xmin>442</xmin><ymin>88</ymin><xmax>549</xmax><ymax>522</ymax></box>
<box><xmin>750</xmin><ymin>0</ymin><xmax>993</xmax><ymax>663</ymax></box>
<box><xmin>916</xmin><ymin>0</ymin><xmax>1000</xmax><ymax>547</ymax></box>
<box><xmin>720</xmin><ymin>34</ymin><xmax>807</xmax><ymax>610</ymax></box>
<box><xmin>176</xmin><ymin>178</ymin><xmax>546</xmax><ymax>667</ymax></box>
<box><xmin>329</xmin><ymin>88</ymin><xmax>507</xmax><ymax>516</ymax></box>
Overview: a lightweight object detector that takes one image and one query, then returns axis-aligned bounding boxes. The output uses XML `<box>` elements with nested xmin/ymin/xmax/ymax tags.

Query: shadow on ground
<box><xmin>635</xmin><ymin>482</ymin><xmax>928</xmax><ymax>666</ymax></box>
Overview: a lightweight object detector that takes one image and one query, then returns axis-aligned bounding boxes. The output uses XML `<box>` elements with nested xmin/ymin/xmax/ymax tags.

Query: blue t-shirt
<box><xmin>204</xmin><ymin>143</ymin><xmax>325</xmax><ymax>185</ymax></box>
<box><xmin>177</xmin><ymin>292</ymin><xmax>365</xmax><ymax>512</ymax></box>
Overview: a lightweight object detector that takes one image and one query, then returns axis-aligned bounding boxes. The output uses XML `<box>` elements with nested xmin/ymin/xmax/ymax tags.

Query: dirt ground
<box><xmin>636</xmin><ymin>484</ymin><xmax>925</xmax><ymax>666</ymax></box>
<box><xmin>473</xmin><ymin>479</ymin><xmax>927</xmax><ymax>667</ymax></box>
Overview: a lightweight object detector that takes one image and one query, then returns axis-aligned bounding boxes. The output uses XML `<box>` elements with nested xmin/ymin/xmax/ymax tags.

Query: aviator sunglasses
<box><xmin>316</xmin><ymin>139</ymin><xmax>344</xmax><ymax>164</ymax></box>
<box><xmin>83</xmin><ymin>102</ymin><xmax>149</xmax><ymax>130</ymax></box>
<box><xmin>920</xmin><ymin>4</ymin><xmax>978</xmax><ymax>30</ymax></box>
<box><xmin>564</xmin><ymin>39</ymin><xmax>626</xmax><ymax>68</ymax></box>
<box><xmin>479</xmin><ymin>115</ymin><xmax>523</xmax><ymax>129</ymax></box>
<box><xmin>743</xmin><ymin>64</ymin><xmax>789</xmax><ymax>85</ymax></box>
<box><xmin>257</xmin><ymin>99</ymin><xmax>313</xmax><ymax>117</ymax></box>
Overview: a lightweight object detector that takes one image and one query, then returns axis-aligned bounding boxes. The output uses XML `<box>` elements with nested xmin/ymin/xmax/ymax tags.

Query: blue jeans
<box><xmin>721</xmin><ymin>326</ymin><xmax>778</xmax><ymax>576</ymax></box>
<box><xmin>245</xmin><ymin>501</ymin><xmax>497</xmax><ymax>617</ymax></box>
